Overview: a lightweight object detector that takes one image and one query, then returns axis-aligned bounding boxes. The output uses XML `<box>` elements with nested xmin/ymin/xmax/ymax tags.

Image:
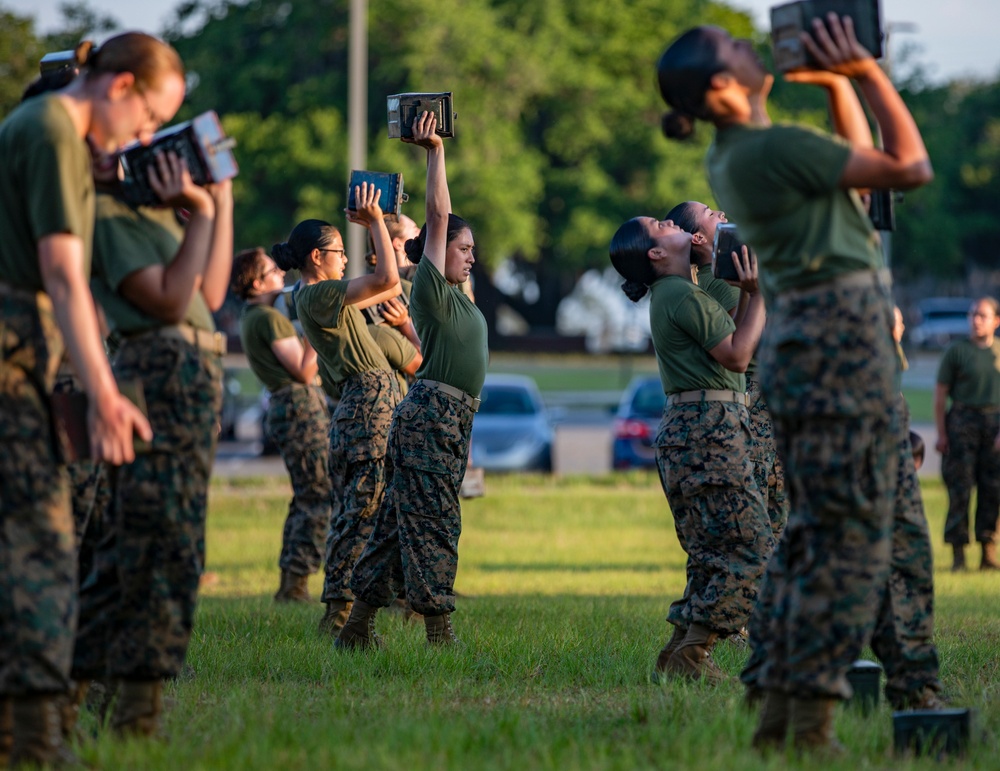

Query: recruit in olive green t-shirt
<box><xmin>293</xmin><ymin>279</ymin><xmax>391</xmax><ymax>396</ymax></box>
<box><xmin>367</xmin><ymin>323</ymin><xmax>418</xmax><ymax>397</ymax></box>
<box><xmin>707</xmin><ymin>123</ymin><xmax>882</xmax><ymax>301</ymax></box>
<box><xmin>937</xmin><ymin>338</ymin><xmax>1000</xmax><ymax>407</ymax></box>
<box><xmin>240</xmin><ymin>302</ymin><xmax>301</xmax><ymax>393</ymax></box>
<box><xmin>410</xmin><ymin>257</ymin><xmax>488</xmax><ymax>398</ymax></box>
<box><xmin>649</xmin><ymin>275</ymin><xmax>743</xmax><ymax>395</ymax></box>
<box><xmin>89</xmin><ymin>192</ymin><xmax>215</xmax><ymax>335</ymax></box>
<box><xmin>0</xmin><ymin>95</ymin><xmax>94</xmax><ymax>291</ymax></box>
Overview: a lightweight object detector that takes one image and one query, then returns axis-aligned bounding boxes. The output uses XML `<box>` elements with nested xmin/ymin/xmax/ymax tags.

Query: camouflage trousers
<box><xmin>655</xmin><ymin>401</ymin><xmax>772</xmax><ymax>636</ymax></box>
<box><xmin>72</xmin><ymin>335</ymin><xmax>222</xmax><ymax>680</ymax></box>
<box><xmin>265</xmin><ymin>383</ymin><xmax>332</xmax><ymax>576</ymax></box>
<box><xmin>747</xmin><ymin>378</ymin><xmax>789</xmax><ymax>540</ymax></box>
<box><xmin>942</xmin><ymin>403</ymin><xmax>1000</xmax><ymax>545</ymax></box>
<box><xmin>0</xmin><ymin>293</ymin><xmax>76</xmax><ymax>696</ymax></box>
<box><xmin>748</xmin><ymin>276</ymin><xmax>899</xmax><ymax>698</ymax></box>
<box><xmin>351</xmin><ymin>381</ymin><xmax>474</xmax><ymax>616</ymax></box>
<box><xmin>321</xmin><ymin>369</ymin><xmax>400</xmax><ymax>603</ymax></box>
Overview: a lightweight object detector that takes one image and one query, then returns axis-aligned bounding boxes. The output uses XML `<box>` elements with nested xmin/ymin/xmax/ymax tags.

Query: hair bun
<box><xmin>621</xmin><ymin>279</ymin><xmax>649</xmax><ymax>303</ymax></box>
<box><xmin>270</xmin><ymin>242</ymin><xmax>295</xmax><ymax>271</ymax></box>
<box><xmin>403</xmin><ymin>236</ymin><xmax>423</xmax><ymax>264</ymax></box>
<box><xmin>661</xmin><ymin>110</ymin><xmax>695</xmax><ymax>141</ymax></box>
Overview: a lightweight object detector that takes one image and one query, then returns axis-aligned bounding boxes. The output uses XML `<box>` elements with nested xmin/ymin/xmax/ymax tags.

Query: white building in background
<box><xmin>556</xmin><ymin>268</ymin><xmax>650</xmax><ymax>354</ymax></box>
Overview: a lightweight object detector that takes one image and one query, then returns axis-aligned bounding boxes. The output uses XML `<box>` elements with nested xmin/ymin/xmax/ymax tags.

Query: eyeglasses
<box><xmin>136</xmin><ymin>89</ymin><xmax>165</xmax><ymax>132</ymax></box>
<box><xmin>261</xmin><ymin>265</ymin><xmax>282</xmax><ymax>279</ymax></box>
<box><xmin>318</xmin><ymin>248</ymin><xmax>346</xmax><ymax>257</ymax></box>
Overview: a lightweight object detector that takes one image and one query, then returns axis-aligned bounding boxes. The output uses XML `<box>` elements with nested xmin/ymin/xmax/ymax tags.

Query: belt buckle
<box><xmin>471</xmin><ymin>396</ymin><xmax>481</xmax><ymax>412</ymax></box>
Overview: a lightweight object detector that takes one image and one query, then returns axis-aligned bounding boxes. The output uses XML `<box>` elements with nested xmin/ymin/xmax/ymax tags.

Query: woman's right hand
<box><xmin>147</xmin><ymin>151</ymin><xmax>214</xmax><ymax>214</ymax></box>
<box><xmin>344</xmin><ymin>181</ymin><xmax>384</xmax><ymax>227</ymax></box>
<box><xmin>800</xmin><ymin>14</ymin><xmax>880</xmax><ymax>80</ymax></box>
<box><xmin>402</xmin><ymin>111</ymin><xmax>443</xmax><ymax>150</ymax></box>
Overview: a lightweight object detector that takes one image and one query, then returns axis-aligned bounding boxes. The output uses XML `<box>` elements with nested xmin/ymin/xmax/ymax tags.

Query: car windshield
<box><xmin>479</xmin><ymin>386</ymin><xmax>538</xmax><ymax>416</ymax></box>
<box><xmin>631</xmin><ymin>380</ymin><xmax>665</xmax><ymax>417</ymax></box>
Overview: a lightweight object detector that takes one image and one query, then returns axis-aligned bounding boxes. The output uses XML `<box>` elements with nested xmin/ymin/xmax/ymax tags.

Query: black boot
<box><xmin>951</xmin><ymin>544</ymin><xmax>966</xmax><ymax>572</ymax></box>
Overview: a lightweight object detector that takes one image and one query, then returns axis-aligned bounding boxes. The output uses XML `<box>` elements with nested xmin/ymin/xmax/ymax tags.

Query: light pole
<box><xmin>346</xmin><ymin>0</ymin><xmax>368</xmax><ymax>279</ymax></box>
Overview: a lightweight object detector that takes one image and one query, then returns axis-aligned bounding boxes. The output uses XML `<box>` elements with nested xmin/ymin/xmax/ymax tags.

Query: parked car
<box><xmin>470</xmin><ymin>374</ymin><xmax>553</xmax><ymax>472</ymax></box>
<box><xmin>909</xmin><ymin>297</ymin><xmax>973</xmax><ymax>349</ymax></box>
<box><xmin>612</xmin><ymin>375</ymin><xmax>664</xmax><ymax>470</ymax></box>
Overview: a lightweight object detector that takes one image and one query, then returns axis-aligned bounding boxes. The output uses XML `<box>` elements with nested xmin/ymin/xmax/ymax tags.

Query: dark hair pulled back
<box><xmin>403</xmin><ymin>213</ymin><xmax>472</xmax><ymax>265</ymax></box>
<box><xmin>663</xmin><ymin>201</ymin><xmax>701</xmax><ymax>235</ymax></box>
<box><xmin>230</xmin><ymin>247</ymin><xmax>269</xmax><ymax>300</ymax></box>
<box><xmin>271</xmin><ymin>219</ymin><xmax>341</xmax><ymax>273</ymax></box>
<box><xmin>656</xmin><ymin>26</ymin><xmax>728</xmax><ymax>141</ymax></box>
<box><xmin>83</xmin><ymin>32</ymin><xmax>184</xmax><ymax>92</ymax></box>
<box><xmin>609</xmin><ymin>218</ymin><xmax>658</xmax><ymax>303</ymax></box>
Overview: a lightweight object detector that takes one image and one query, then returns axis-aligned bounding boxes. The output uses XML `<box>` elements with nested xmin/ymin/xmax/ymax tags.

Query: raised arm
<box><xmin>707</xmin><ymin>247</ymin><xmax>765</xmax><ymax>372</ymax></box>
<box><xmin>118</xmin><ymin>152</ymin><xmax>216</xmax><ymax>324</ymax></box>
<box><xmin>198</xmin><ymin>179</ymin><xmax>235</xmax><ymax>311</ymax></box>
<box><xmin>343</xmin><ymin>182</ymin><xmax>401</xmax><ymax>306</ymax></box>
<box><xmin>784</xmin><ymin>69</ymin><xmax>873</xmax><ymax>149</ymax></box>
<box><xmin>404</xmin><ymin>111</ymin><xmax>450</xmax><ymax>277</ymax></box>
<box><xmin>803</xmin><ymin>14</ymin><xmax>932</xmax><ymax>190</ymax></box>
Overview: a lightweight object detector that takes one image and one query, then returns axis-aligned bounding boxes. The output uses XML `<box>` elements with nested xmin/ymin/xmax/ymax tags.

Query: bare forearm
<box><xmin>200</xmin><ymin>198</ymin><xmax>233</xmax><ymax>311</ymax></box>
<box><xmin>855</xmin><ymin>67</ymin><xmax>929</xmax><ymax>169</ymax></box>
<box><xmin>828</xmin><ymin>79</ymin><xmax>873</xmax><ymax>148</ymax></box>
<box><xmin>730</xmin><ymin>295</ymin><xmax>766</xmax><ymax>369</ymax></box>
<box><xmin>426</xmin><ymin>145</ymin><xmax>452</xmax><ymax>219</ymax></box>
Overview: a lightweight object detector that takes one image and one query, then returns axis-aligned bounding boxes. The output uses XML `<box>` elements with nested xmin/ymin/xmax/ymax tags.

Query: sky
<box><xmin>6</xmin><ymin>0</ymin><xmax>1000</xmax><ymax>85</ymax></box>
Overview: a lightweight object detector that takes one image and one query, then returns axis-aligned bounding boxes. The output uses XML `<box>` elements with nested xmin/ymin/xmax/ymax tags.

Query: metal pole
<box><xmin>346</xmin><ymin>0</ymin><xmax>368</xmax><ymax>279</ymax></box>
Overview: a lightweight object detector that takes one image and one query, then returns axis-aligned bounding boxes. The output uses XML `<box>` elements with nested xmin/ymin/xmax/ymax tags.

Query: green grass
<box><xmin>75</xmin><ymin>474</ymin><xmax>1000</xmax><ymax>769</ymax></box>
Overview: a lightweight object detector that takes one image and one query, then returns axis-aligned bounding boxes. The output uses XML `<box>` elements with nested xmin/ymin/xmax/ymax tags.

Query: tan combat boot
<box><xmin>110</xmin><ymin>680</ymin><xmax>163</xmax><ymax>738</ymax></box>
<box><xmin>274</xmin><ymin>571</ymin><xmax>312</xmax><ymax>603</ymax></box>
<box><xmin>425</xmin><ymin>613</ymin><xmax>460</xmax><ymax>645</ymax></box>
<box><xmin>334</xmin><ymin>599</ymin><xmax>382</xmax><ymax>650</ymax></box>
<box><xmin>980</xmin><ymin>542</ymin><xmax>1000</xmax><ymax>571</ymax></box>
<box><xmin>651</xmin><ymin>625</ymin><xmax>686</xmax><ymax>683</ymax></box>
<box><xmin>951</xmin><ymin>544</ymin><xmax>966</xmax><ymax>572</ymax></box>
<box><xmin>317</xmin><ymin>599</ymin><xmax>353</xmax><ymax>636</ymax></box>
<box><xmin>10</xmin><ymin>694</ymin><xmax>79</xmax><ymax>767</ymax></box>
<box><xmin>664</xmin><ymin>624</ymin><xmax>731</xmax><ymax>684</ymax></box>
<box><xmin>790</xmin><ymin>697</ymin><xmax>844</xmax><ymax>754</ymax></box>
<box><xmin>60</xmin><ymin>680</ymin><xmax>90</xmax><ymax>741</ymax></box>
<box><xmin>751</xmin><ymin>691</ymin><xmax>790</xmax><ymax>751</ymax></box>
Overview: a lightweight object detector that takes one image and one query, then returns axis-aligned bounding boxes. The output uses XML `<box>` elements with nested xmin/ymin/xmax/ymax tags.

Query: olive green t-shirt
<box><xmin>706</xmin><ymin>123</ymin><xmax>881</xmax><ymax>301</ymax></box>
<box><xmin>649</xmin><ymin>275</ymin><xmax>743</xmax><ymax>395</ymax></box>
<box><xmin>293</xmin><ymin>279</ymin><xmax>391</xmax><ymax>397</ymax></box>
<box><xmin>0</xmin><ymin>95</ymin><xmax>94</xmax><ymax>290</ymax></box>
<box><xmin>367</xmin><ymin>323</ymin><xmax>418</xmax><ymax>396</ymax></box>
<box><xmin>696</xmin><ymin>264</ymin><xmax>758</xmax><ymax>381</ymax></box>
<box><xmin>937</xmin><ymin>338</ymin><xmax>1000</xmax><ymax>407</ymax></box>
<box><xmin>411</xmin><ymin>258</ymin><xmax>489</xmax><ymax>398</ymax></box>
<box><xmin>89</xmin><ymin>192</ymin><xmax>215</xmax><ymax>335</ymax></box>
<box><xmin>240</xmin><ymin>302</ymin><xmax>300</xmax><ymax>393</ymax></box>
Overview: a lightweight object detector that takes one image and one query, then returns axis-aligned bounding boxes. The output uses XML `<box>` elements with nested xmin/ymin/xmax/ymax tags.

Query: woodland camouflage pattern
<box><xmin>655</xmin><ymin>401</ymin><xmax>772</xmax><ymax>636</ymax></box>
<box><xmin>265</xmin><ymin>384</ymin><xmax>332</xmax><ymax>576</ymax></box>
<box><xmin>941</xmin><ymin>404</ymin><xmax>1000</xmax><ymax>545</ymax></box>
<box><xmin>351</xmin><ymin>381</ymin><xmax>474</xmax><ymax>616</ymax></box>
<box><xmin>322</xmin><ymin>369</ymin><xmax>400</xmax><ymax>603</ymax></box>
<box><xmin>0</xmin><ymin>294</ymin><xmax>75</xmax><ymax>695</ymax></box>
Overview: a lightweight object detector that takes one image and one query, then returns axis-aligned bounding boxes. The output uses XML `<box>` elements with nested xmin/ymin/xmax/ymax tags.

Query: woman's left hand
<box><xmin>379</xmin><ymin>297</ymin><xmax>410</xmax><ymax>327</ymax></box>
<box><xmin>730</xmin><ymin>245</ymin><xmax>759</xmax><ymax>294</ymax></box>
<box><xmin>345</xmin><ymin>181</ymin><xmax>384</xmax><ymax>227</ymax></box>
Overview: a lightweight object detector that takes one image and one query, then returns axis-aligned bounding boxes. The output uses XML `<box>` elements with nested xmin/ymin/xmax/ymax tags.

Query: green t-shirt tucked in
<box><xmin>240</xmin><ymin>303</ymin><xmax>301</xmax><ymax>393</ymax></box>
<box><xmin>649</xmin><ymin>275</ymin><xmax>743</xmax><ymax>395</ymax></box>
<box><xmin>367</xmin><ymin>323</ymin><xmax>418</xmax><ymax>396</ymax></box>
<box><xmin>937</xmin><ymin>338</ymin><xmax>1000</xmax><ymax>407</ymax></box>
<box><xmin>294</xmin><ymin>279</ymin><xmax>391</xmax><ymax>396</ymax></box>
<box><xmin>707</xmin><ymin>123</ymin><xmax>881</xmax><ymax>301</ymax></box>
<box><xmin>0</xmin><ymin>95</ymin><xmax>94</xmax><ymax>290</ymax></box>
<box><xmin>411</xmin><ymin>258</ymin><xmax>489</xmax><ymax>398</ymax></box>
<box><xmin>89</xmin><ymin>192</ymin><xmax>215</xmax><ymax>335</ymax></box>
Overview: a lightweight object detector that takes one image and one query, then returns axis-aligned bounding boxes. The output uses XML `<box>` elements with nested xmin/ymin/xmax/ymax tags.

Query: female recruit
<box><xmin>0</xmin><ymin>33</ymin><xmax>175</xmax><ymax>766</ymax></box>
<box><xmin>609</xmin><ymin>217</ymin><xmax>768</xmax><ymax>684</ymax></box>
<box><xmin>655</xmin><ymin>15</ymin><xmax>932</xmax><ymax>750</ymax></box>
<box><xmin>231</xmin><ymin>248</ymin><xmax>332</xmax><ymax>603</ymax></box>
<box><xmin>338</xmin><ymin>111</ymin><xmax>488</xmax><ymax>648</ymax></box>
<box><xmin>271</xmin><ymin>185</ymin><xmax>401</xmax><ymax>636</ymax></box>
<box><xmin>71</xmin><ymin>134</ymin><xmax>233</xmax><ymax>739</ymax></box>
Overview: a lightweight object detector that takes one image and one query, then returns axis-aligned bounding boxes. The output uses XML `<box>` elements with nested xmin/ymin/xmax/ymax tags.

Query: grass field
<box><xmin>77</xmin><ymin>473</ymin><xmax>999</xmax><ymax>770</ymax></box>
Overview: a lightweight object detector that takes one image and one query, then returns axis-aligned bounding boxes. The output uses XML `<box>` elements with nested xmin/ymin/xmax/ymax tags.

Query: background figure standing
<box><xmin>339</xmin><ymin>111</ymin><xmax>488</xmax><ymax>648</ymax></box>
<box><xmin>271</xmin><ymin>185</ymin><xmax>401</xmax><ymax>637</ymax></box>
<box><xmin>232</xmin><ymin>248</ymin><xmax>332</xmax><ymax>602</ymax></box>
<box><xmin>0</xmin><ymin>33</ymin><xmax>171</xmax><ymax>767</ymax></box>
<box><xmin>934</xmin><ymin>296</ymin><xmax>1000</xmax><ymax>571</ymax></box>
<box><xmin>609</xmin><ymin>215</ymin><xmax>769</xmax><ymax>684</ymax></box>
<box><xmin>73</xmin><ymin>140</ymin><xmax>232</xmax><ymax>738</ymax></box>
<box><xmin>655</xmin><ymin>15</ymin><xmax>932</xmax><ymax>751</ymax></box>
